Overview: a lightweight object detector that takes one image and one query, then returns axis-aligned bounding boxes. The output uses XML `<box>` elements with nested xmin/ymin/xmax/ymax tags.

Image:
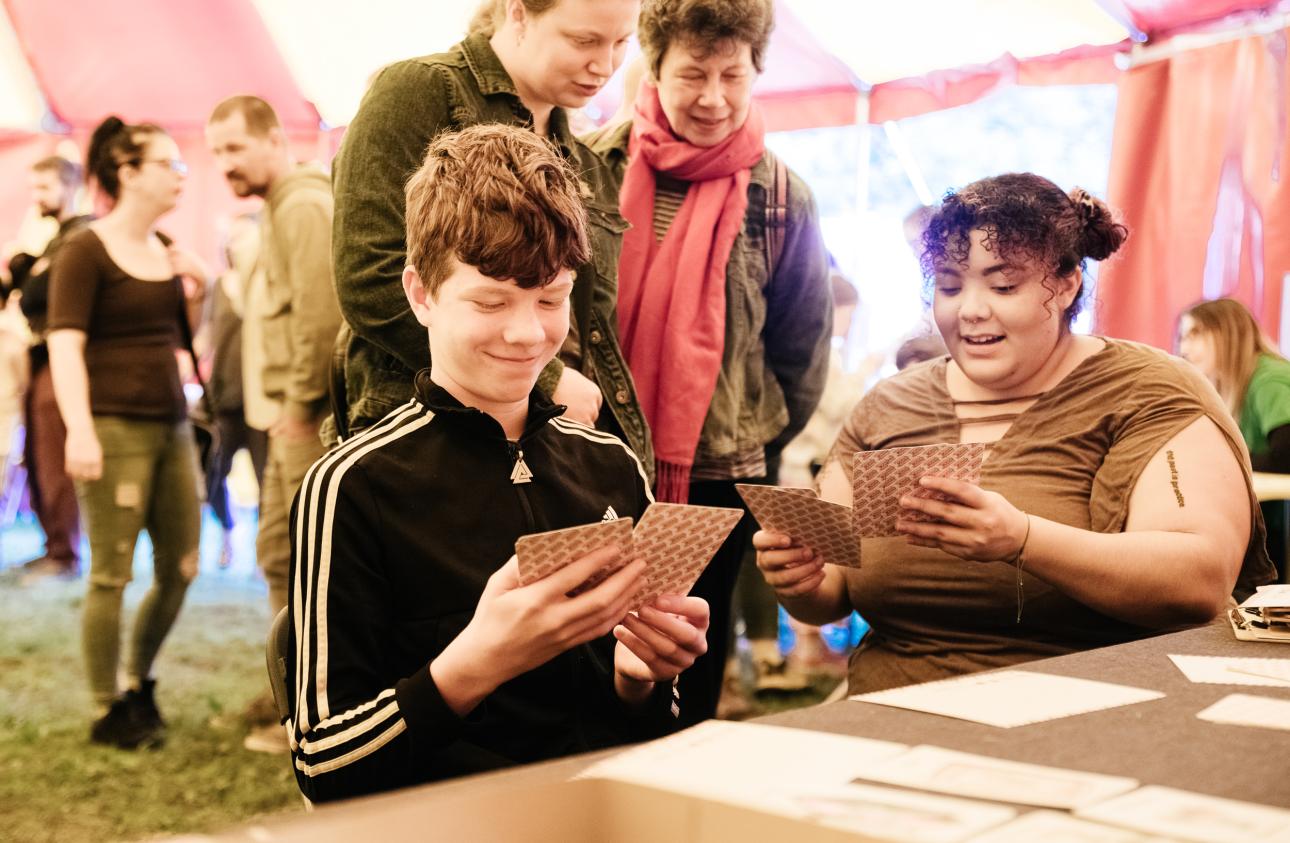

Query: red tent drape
<box><xmin>1095</xmin><ymin>28</ymin><xmax>1290</xmax><ymax>348</ymax></box>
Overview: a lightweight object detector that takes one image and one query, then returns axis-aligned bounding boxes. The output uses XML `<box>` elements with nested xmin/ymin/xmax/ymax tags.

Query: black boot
<box><xmin>89</xmin><ymin>698</ymin><xmax>154</xmax><ymax>749</ymax></box>
<box><xmin>123</xmin><ymin>679</ymin><xmax>166</xmax><ymax>746</ymax></box>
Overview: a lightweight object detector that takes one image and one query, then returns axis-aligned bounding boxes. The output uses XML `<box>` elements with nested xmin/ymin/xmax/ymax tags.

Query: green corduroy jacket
<box><xmin>329</xmin><ymin>33</ymin><xmax>653</xmax><ymax>476</ymax></box>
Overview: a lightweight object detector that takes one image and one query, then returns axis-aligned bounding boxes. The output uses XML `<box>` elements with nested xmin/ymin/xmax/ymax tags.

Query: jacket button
<box><xmin>589</xmin><ymin>330</ymin><xmax>602</xmax><ymax>345</ymax></box>
<box><xmin>615</xmin><ymin>389</ymin><xmax>629</xmax><ymax>404</ymax></box>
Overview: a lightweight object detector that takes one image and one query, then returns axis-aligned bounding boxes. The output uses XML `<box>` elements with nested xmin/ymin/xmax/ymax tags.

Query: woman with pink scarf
<box><xmin>587</xmin><ymin>0</ymin><xmax>833</xmax><ymax>724</ymax></box>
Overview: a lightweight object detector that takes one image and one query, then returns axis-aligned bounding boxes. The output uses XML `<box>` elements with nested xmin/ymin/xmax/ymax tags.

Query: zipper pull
<box><xmin>509</xmin><ymin>444</ymin><xmax>533</xmax><ymax>485</ymax></box>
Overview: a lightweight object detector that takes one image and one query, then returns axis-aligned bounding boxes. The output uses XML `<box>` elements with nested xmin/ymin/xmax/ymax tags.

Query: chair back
<box><xmin>266</xmin><ymin>606</ymin><xmax>291</xmax><ymax>724</ymax></box>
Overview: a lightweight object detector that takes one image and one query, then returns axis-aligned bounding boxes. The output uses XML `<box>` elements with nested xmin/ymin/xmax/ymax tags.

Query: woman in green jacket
<box><xmin>330</xmin><ymin>0</ymin><xmax>653</xmax><ymax>472</ymax></box>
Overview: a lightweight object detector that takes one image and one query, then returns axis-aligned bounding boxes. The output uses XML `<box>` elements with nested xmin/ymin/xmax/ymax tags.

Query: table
<box><xmin>201</xmin><ymin>622</ymin><xmax>1289</xmax><ymax>841</ymax></box>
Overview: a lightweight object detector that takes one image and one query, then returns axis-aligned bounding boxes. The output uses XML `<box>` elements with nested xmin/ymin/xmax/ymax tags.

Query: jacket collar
<box><xmin>458</xmin><ymin>33</ymin><xmax>576</xmax><ymax>157</ymax></box>
<box><xmin>413</xmin><ymin>368</ymin><xmax>565</xmax><ymax>441</ymax></box>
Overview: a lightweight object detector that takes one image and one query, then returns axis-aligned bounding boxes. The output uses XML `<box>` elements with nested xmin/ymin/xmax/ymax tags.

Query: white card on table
<box><xmin>1168</xmin><ymin>654</ymin><xmax>1290</xmax><ymax>687</ymax></box>
<box><xmin>855</xmin><ymin>745</ymin><xmax>1139</xmax><ymax>810</ymax></box>
<box><xmin>1195</xmin><ymin>693</ymin><xmax>1290</xmax><ymax>732</ymax></box>
<box><xmin>580</xmin><ymin>720</ymin><xmax>906</xmax><ymax>801</ymax></box>
<box><xmin>850</xmin><ymin>670</ymin><xmax>1164</xmax><ymax>728</ymax></box>
<box><xmin>1075</xmin><ymin>785</ymin><xmax>1290</xmax><ymax>842</ymax></box>
<box><xmin>966</xmin><ymin>809</ymin><xmax>1179</xmax><ymax>843</ymax></box>
<box><xmin>773</xmin><ymin>783</ymin><xmax>1016</xmax><ymax>843</ymax></box>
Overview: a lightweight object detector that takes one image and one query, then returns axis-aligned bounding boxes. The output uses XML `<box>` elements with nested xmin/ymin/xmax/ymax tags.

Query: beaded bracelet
<box><xmin>1012</xmin><ymin>513</ymin><xmax>1032</xmax><ymax>623</ymax></box>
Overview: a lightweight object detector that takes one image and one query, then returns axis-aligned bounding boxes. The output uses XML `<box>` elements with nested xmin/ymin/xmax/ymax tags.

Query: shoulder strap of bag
<box><xmin>174</xmin><ymin>277</ymin><xmax>214</xmax><ymax>419</ymax></box>
<box><xmin>764</xmin><ymin>151</ymin><xmax>789</xmax><ymax>277</ymax></box>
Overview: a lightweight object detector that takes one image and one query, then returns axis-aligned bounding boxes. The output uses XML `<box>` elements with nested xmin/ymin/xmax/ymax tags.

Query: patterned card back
<box><xmin>632</xmin><ymin>503</ymin><xmax>743</xmax><ymax>609</ymax></box>
<box><xmin>851</xmin><ymin>443</ymin><xmax>987</xmax><ymax>537</ymax></box>
<box><xmin>735</xmin><ymin>484</ymin><xmax>861</xmax><ymax>568</ymax></box>
<box><xmin>515</xmin><ymin>518</ymin><xmax>635</xmax><ymax>591</ymax></box>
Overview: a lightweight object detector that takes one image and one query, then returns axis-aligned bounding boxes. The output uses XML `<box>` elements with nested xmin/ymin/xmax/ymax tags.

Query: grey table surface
<box><xmin>198</xmin><ymin>621</ymin><xmax>1290</xmax><ymax>841</ymax></box>
<box><xmin>760</xmin><ymin>621</ymin><xmax>1290</xmax><ymax>807</ymax></box>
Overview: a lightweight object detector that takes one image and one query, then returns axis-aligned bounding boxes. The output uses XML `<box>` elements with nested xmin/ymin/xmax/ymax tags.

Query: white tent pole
<box><xmin>882</xmin><ymin>120</ymin><xmax>934</xmax><ymax>207</ymax></box>
<box><xmin>1126</xmin><ymin>10</ymin><xmax>1290</xmax><ymax>68</ymax></box>
<box><xmin>855</xmin><ymin>92</ymin><xmax>871</xmax><ymax>216</ymax></box>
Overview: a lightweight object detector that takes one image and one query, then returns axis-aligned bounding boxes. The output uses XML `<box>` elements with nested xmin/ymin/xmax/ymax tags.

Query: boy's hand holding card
<box><xmin>514</xmin><ymin>504</ymin><xmax>742</xmax><ymax>609</ymax></box>
<box><xmin>735</xmin><ymin>483</ymin><xmax>860</xmax><ymax>568</ymax></box>
<box><xmin>852</xmin><ymin>443</ymin><xmax>988</xmax><ymax>538</ymax></box>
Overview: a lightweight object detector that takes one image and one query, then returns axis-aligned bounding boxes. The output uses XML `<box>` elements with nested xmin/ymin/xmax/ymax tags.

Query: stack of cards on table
<box><xmin>1229</xmin><ymin>584</ymin><xmax>1290</xmax><ymax>643</ymax></box>
<box><xmin>514</xmin><ymin>503</ymin><xmax>743</xmax><ymax>610</ymax></box>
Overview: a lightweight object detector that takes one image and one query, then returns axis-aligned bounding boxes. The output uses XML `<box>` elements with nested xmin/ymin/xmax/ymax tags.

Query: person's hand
<box><xmin>269</xmin><ymin>413</ymin><xmax>321</xmax><ymax>443</ymax></box>
<box><xmin>897</xmin><ymin>477</ymin><xmax>1028</xmax><ymax>562</ymax></box>
<box><xmin>552</xmin><ymin>367</ymin><xmax>603</xmax><ymax>426</ymax></box>
<box><xmin>753</xmin><ymin>529</ymin><xmax>826</xmax><ymax>597</ymax></box>
<box><xmin>613</xmin><ymin>595</ymin><xmax>709</xmax><ymax>705</ymax></box>
<box><xmin>64</xmin><ymin>426</ymin><xmax>103</xmax><ymax>481</ymax></box>
<box><xmin>442</xmin><ymin>547</ymin><xmax>646</xmax><ymax>701</ymax></box>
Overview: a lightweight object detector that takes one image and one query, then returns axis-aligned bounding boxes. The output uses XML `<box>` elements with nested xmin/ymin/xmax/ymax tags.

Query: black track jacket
<box><xmin>288</xmin><ymin>371</ymin><xmax>674</xmax><ymax>803</ymax></box>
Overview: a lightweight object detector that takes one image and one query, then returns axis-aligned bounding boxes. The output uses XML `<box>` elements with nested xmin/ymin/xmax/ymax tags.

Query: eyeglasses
<box><xmin>133</xmin><ymin>157</ymin><xmax>188</xmax><ymax>176</ymax></box>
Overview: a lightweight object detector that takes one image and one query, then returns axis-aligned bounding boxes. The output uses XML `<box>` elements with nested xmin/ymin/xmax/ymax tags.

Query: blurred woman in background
<box><xmin>1178</xmin><ymin>298</ymin><xmax>1290</xmax><ymax>473</ymax></box>
<box><xmin>48</xmin><ymin>116</ymin><xmax>204</xmax><ymax>749</ymax></box>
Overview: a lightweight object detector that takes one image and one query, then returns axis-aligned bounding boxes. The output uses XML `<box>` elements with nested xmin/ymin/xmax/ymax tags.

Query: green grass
<box><xmin>0</xmin><ymin>525</ymin><xmax>839</xmax><ymax>842</ymax></box>
<box><xmin>0</xmin><ymin>573</ymin><xmax>302</xmax><ymax>842</ymax></box>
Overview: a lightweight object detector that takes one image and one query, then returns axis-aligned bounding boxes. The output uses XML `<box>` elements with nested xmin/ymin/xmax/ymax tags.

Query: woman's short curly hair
<box><xmin>639</xmin><ymin>0</ymin><xmax>774</xmax><ymax>79</ymax></box>
<box><xmin>920</xmin><ymin>172</ymin><xmax>1129</xmax><ymax>326</ymax></box>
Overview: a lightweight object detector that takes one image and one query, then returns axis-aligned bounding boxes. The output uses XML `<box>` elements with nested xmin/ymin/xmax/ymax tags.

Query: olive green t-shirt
<box><xmin>1238</xmin><ymin>353</ymin><xmax>1290</xmax><ymax>457</ymax></box>
<box><xmin>828</xmin><ymin>339</ymin><xmax>1274</xmax><ymax>693</ymax></box>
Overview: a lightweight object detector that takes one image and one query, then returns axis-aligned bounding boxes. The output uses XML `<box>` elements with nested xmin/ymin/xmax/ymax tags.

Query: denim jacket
<box><xmin>587</xmin><ymin>122</ymin><xmax>832</xmax><ymax>467</ymax></box>
<box><xmin>329</xmin><ymin>34</ymin><xmax>652</xmax><ymax>474</ymax></box>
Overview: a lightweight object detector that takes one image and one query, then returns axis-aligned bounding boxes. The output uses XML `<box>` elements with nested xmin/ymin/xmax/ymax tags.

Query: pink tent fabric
<box><xmin>1095</xmin><ymin>23</ymin><xmax>1290</xmax><ymax>347</ymax></box>
<box><xmin>0</xmin><ymin>0</ymin><xmax>1281</xmax><ymax>277</ymax></box>
<box><xmin>0</xmin><ymin>0</ymin><xmax>326</xmax><ymax>267</ymax></box>
<box><xmin>589</xmin><ymin>1</ymin><xmax>864</xmax><ymax>131</ymax></box>
<box><xmin>3</xmin><ymin>0</ymin><xmax>318</xmax><ymax>132</ymax></box>
<box><xmin>1097</xmin><ymin>0</ymin><xmax>1282</xmax><ymax>37</ymax></box>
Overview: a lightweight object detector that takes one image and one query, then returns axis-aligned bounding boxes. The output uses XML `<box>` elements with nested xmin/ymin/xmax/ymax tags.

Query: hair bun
<box><xmin>1068</xmin><ymin>187</ymin><xmax>1128</xmax><ymax>262</ymax></box>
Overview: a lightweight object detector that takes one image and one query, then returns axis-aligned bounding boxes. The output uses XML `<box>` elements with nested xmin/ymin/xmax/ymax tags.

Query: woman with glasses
<box><xmin>47</xmin><ymin>116</ymin><xmax>205</xmax><ymax>749</ymax></box>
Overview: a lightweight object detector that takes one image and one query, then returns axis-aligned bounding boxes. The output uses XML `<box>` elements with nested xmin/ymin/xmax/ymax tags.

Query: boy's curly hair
<box><xmin>405</xmin><ymin>124</ymin><xmax>590</xmax><ymax>294</ymax></box>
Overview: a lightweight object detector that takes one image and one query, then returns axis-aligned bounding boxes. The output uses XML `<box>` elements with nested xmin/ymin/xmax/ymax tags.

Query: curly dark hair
<box><xmin>920</xmin><ymin>173</ymin><xmax>1128</xmax><ymax>325</ymax></box>
<box><xmin>639</xmin><ymin>0</ymin><xmax>774</xmax><ymax>79</ymax></box>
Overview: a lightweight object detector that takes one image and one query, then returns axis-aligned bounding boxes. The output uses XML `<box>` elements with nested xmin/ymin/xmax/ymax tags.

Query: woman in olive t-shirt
<box><xmin>754</xmin><ymin>174</ymin><xmax>1275</xmax><ymax>694</ymax></box>
<box><xmin>47</xmin><ymin>116</ymin><xmax>205</xmax><ymax>749</ymax></box>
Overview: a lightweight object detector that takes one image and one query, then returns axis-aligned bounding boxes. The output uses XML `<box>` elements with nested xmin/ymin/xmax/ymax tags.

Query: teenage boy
<box><xmin>288</xmin><ymin>124</ymin><xmax>709</xmax><ymax>804</ymax></box>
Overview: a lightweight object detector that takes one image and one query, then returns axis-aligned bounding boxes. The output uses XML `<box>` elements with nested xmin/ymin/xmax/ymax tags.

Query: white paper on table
<box><xmin>1242</xmin><ymin>584</ymin><xmax>1290</xmax><ymax>608</ymax></box>
<box><xmin>1075</xmin><ymin>785</ymin><xmax>1290</xmax><ymax>843</ymax></box>
<box><xmin>1168</xmin><ymin>654</ymin><xmax>1290</xmax><ymax>687</ymax></box>
<box><xmin>579</xmin><ymin>720</ymin><xmax>907</xmax><ymax>807</ymax></box>
<box><xmin>965</xmin><ymin>809</ymin><xmax>1179</xmax><ymax>843</ymax></box>
<box><xmin>770</xmin><ymin>782</ymin><xmax>1016</xmax><ymax>843</ymax></box>
<box><xmin>1195</xmin><ymin>693</ymin><xmax>1290</xmax><ymax>731</ymax></box>
<box><xmin>854</xmin><ymin>745</ymin><xmax>1140</xmax><ymax>810</ymax></box>
<box><xmin>849</xmin><ymin>670</ymin><xmax>1164</xmax><ymax>728</ymax></box>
